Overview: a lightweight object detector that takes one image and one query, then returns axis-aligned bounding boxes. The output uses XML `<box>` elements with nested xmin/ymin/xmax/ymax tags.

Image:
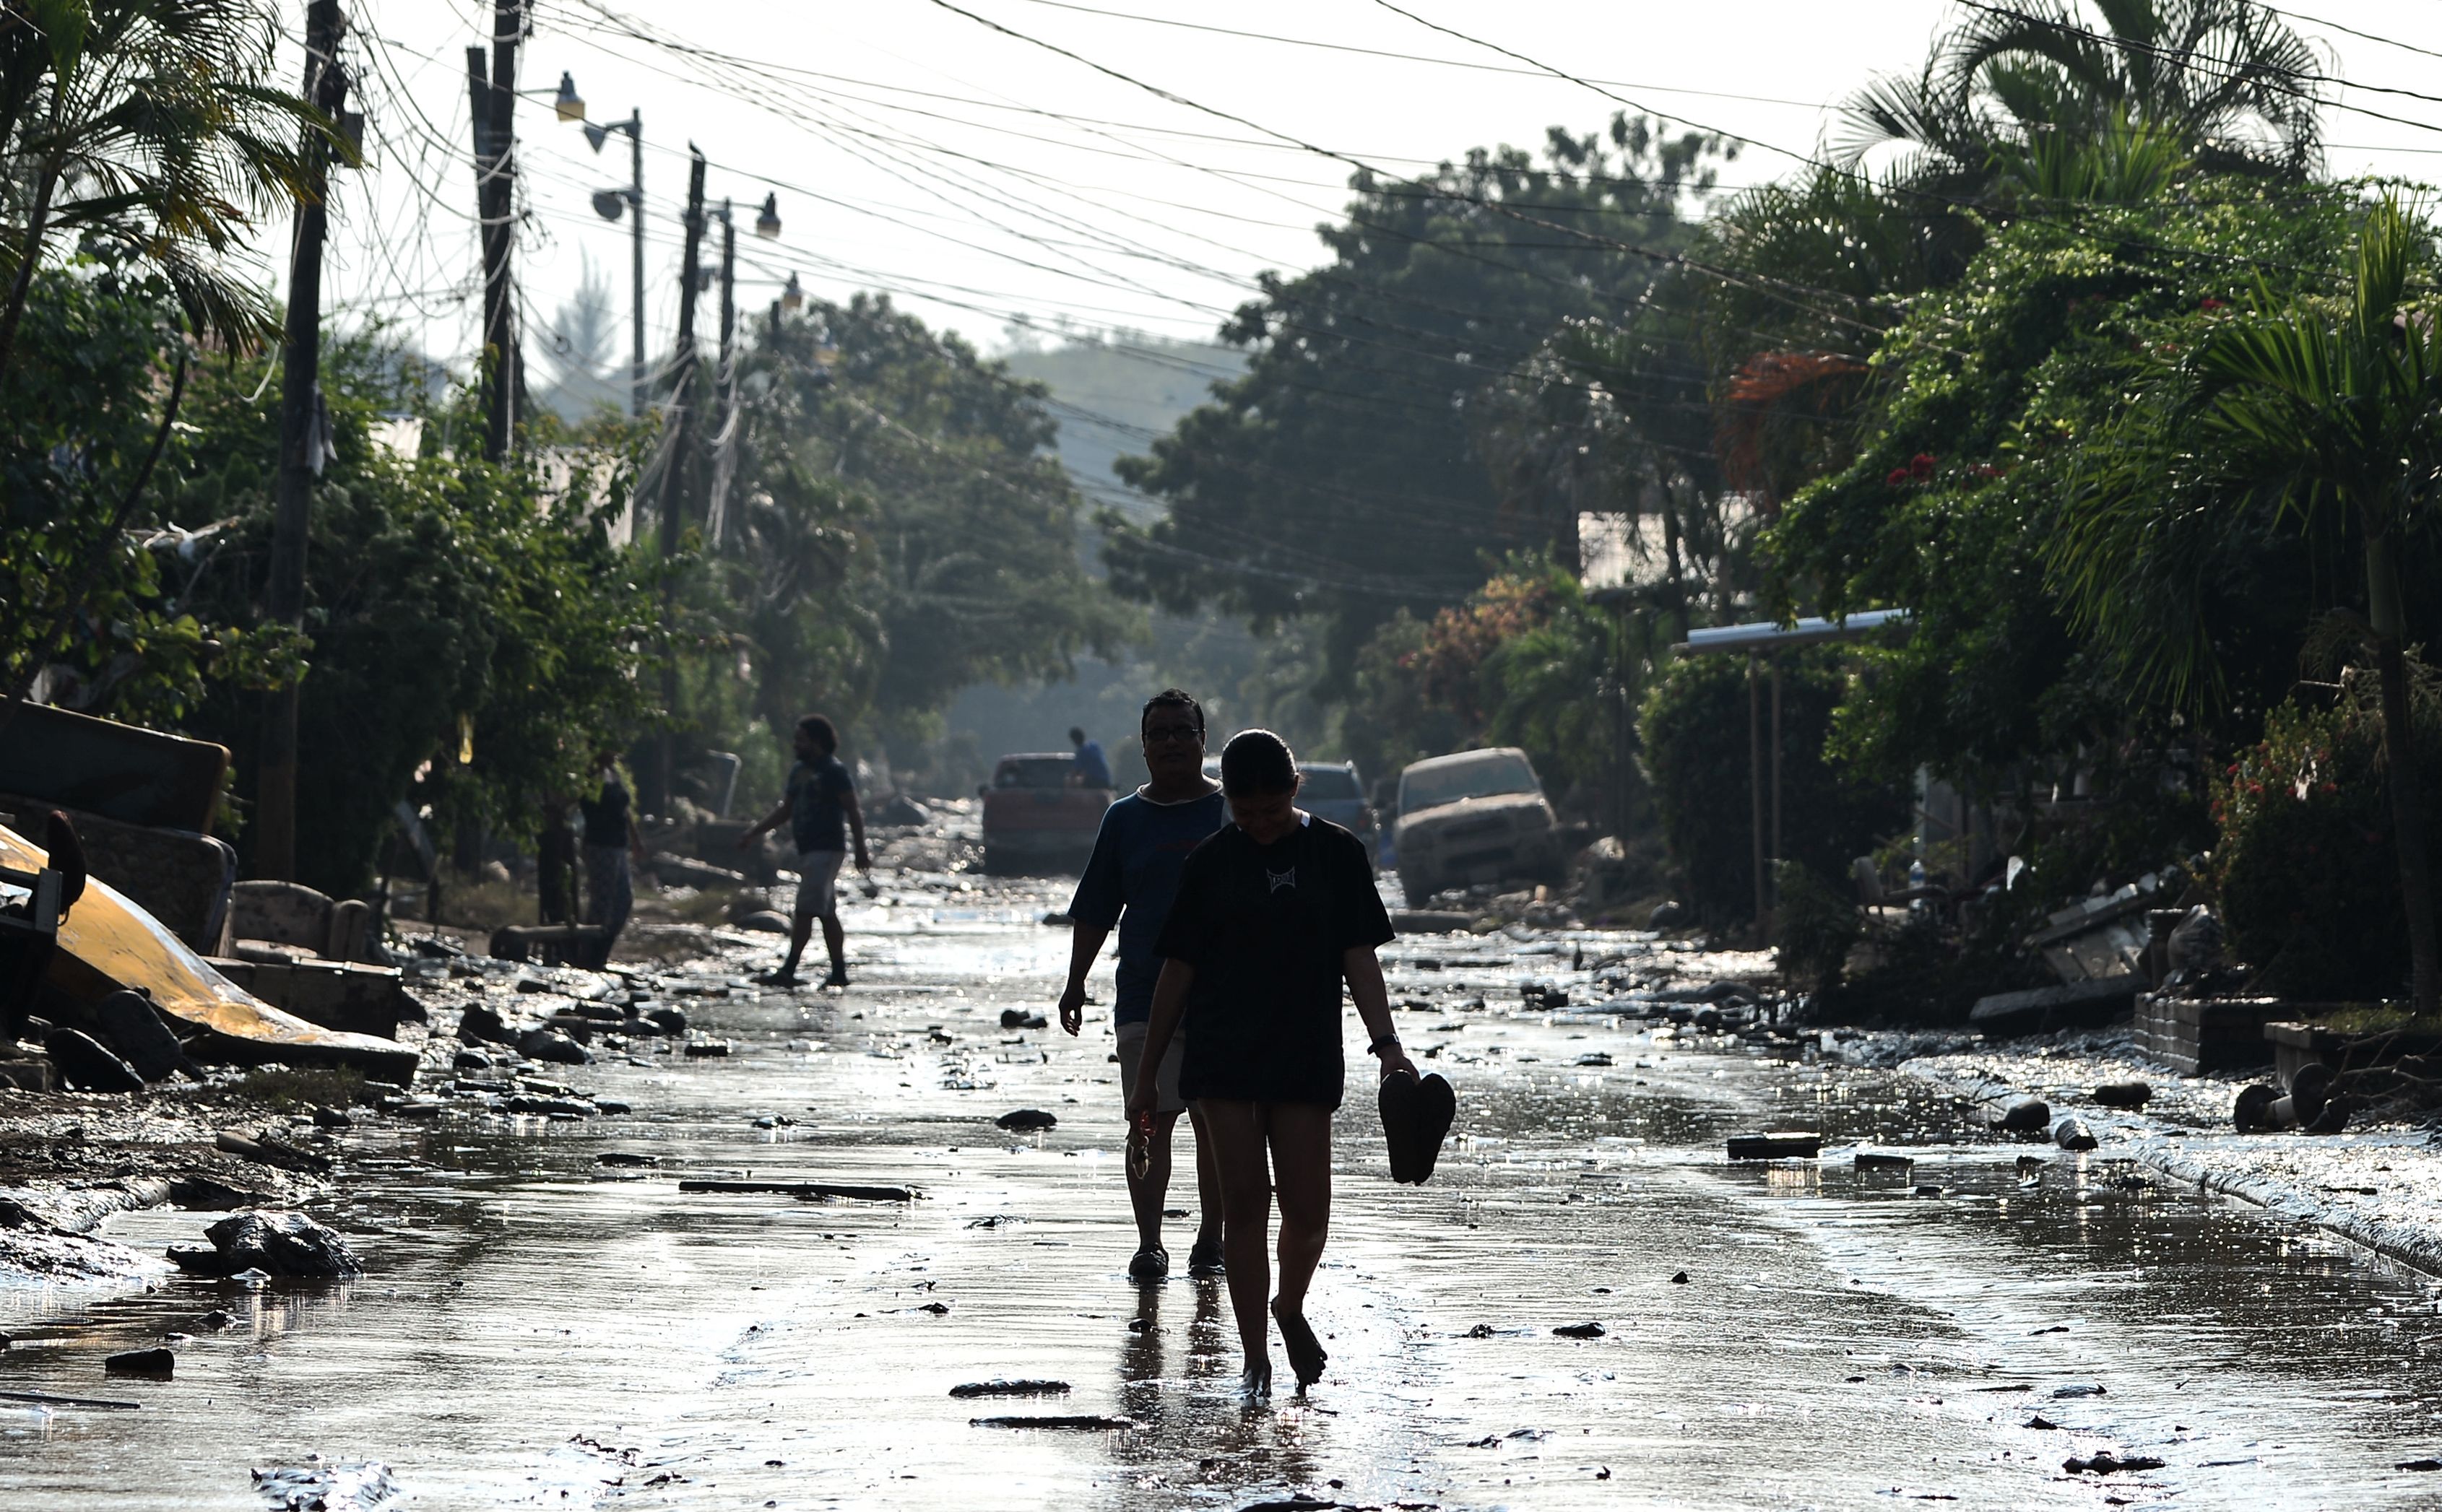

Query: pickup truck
<box><xmin>979</xmin><ymin>753</ymin><xmax>1112</xmax><ymax>875</ymax></box>
<box><xmin>1393</xmin><ymin>747</ymin><xmax>1564</xmax><ymax>905</ymax></box>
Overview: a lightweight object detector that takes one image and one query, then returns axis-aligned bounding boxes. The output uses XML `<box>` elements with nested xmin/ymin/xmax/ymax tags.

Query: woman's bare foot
<box><xmin>1273</xmin><ymin>1298</ymin><xmax>1327</xmax><ymax>1389</ymax></box>
<box><xmin>1238</xmin><ymin>1357</ymin><xmax>1272</xmax><ymax>1401</ymax></box>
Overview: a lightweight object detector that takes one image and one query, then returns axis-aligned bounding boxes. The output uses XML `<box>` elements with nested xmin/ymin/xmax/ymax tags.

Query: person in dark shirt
<box><xmin>1062</xmin><ymin>689</ymin><xmax>1229</xmax><ymax>1281</ymax></box>
<box><xmin>740</xmin><ymin>714</ymin><xmax>868</xmax><ymax>988</ymax></box>
<box><xmin>1069</xmin><ymin>726</ymin><xmax>1112</xmax><ymax>788</ymax></box>
<box><xmin>577</xmin><ymin>754</ymin><xmax>645</xmax><ymax>969</ymax></box>
<box><xmin>1132</xmin><ymin>729</ymin><xmax>1413</xmax><ymax>1399</ymax></box>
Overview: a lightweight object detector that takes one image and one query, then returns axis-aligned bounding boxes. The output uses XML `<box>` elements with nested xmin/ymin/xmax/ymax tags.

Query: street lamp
<box><xmin>781</xmin><ymin>271</ymin><xmax>804</xmax><ymax>314</ymax></box>
<box><xmin>755</xmin><ymin>191</ymin><xmax>782</xmax><ymax>239</ymax></box>
<box><xmin>563</xmin><ymin>75</ymin><xmax>646</xmax><ymax>420</ymax></box>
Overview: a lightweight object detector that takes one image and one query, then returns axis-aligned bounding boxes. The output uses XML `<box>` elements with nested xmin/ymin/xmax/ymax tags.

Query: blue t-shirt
<box><xmin>1068</xmin><ymin>787</ymin><xmax>1228</xmax><ymax>1024</ymax></box>
<box><xmin>787</xmin><ymin>756</ymin><xmax>854</xmax><ymax>853</ymax></box>
<box><xmin>1073</xmin><ymin>739</ymin><xmax>1112</xmax><ymax>788</ymax></box>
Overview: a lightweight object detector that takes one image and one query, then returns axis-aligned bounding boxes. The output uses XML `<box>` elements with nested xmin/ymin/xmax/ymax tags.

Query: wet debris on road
<box><xmin>2092</xmin><ymin>1080</ymin><xmax>2152</xmax><ymax>1108</ymax></box>
<box><xmin>168</xmin><ymin>1210</ymin><xmax>363</xmax><ymax>1278</ymax></box>
<box><xmin>595</xmin><ymin>1152</ymin><xmax>656</xmax><ymax>1167</ymax></box>
<box><xmin>969</xmin><ymin>1414</ymin><xmax>1136</xmax><ymax>1430</ymax></box>
<box><xmin>995</xmin><ymin>1108</ymin><xmax>1057</xmax><ymax>1131</ymax></box>
<box><xmin>2064</xmin><ymin>1451</ymin><xmax>2164</xmax><ymax>1474</ymax></box>
<box><xmin>104</xmin><ymin>1347</ymin><xmax>174</xmax><ymax>1377</ymax></box>
<box><xmin>2053</xmin><ymin>1117</ymin><xmax>2098</xmax><ymax>1152</ymax></box>
<box><xmin>677</xmin><ymin>1178</ymin><xmax>916</xmax><ymax>1202</ymax></box>
<box><xmin>1552</xmin><ymin>1321</ymin><xmax>1606</xmax><ymax>1338</ymax></box>
<box><xmin>251</xmin><ymin>1459</ymin><xmax>400</xmax><ymax>1511</ymax></box>
<box><xmin>1853</xmin><ymin>1150</ymin><xmax>1915</xmax><ymax>1170</ymax></box>
<box><xmin>0</xmin><ymin>1389</ymin><xmax>141</xmax><ymax>1409</ymax></box>
<box><xmin>999</xmin><ymin>1009</ymin><xmax>1047</xmax><ymax>1030</ymax></box>
<box><xmin>1727</xmin><ymin>1131</ymin><xmax>1819</xmax><ymax>1160</ymax></box>
<box><xmin>1996</xmin><ymin>1098</ymin><xmax>2051</xmax><ymax>1134</ymax></box>
<box><xmin>948</xmin><ymin>1379</ymin><xmax>1070</xmax><ymax>1398</ymax></box>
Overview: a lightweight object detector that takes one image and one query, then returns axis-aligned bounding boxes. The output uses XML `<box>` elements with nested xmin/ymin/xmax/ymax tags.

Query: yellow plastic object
<box><xmin>2</xmin><ymin>823</ymin><xmax>417</xmax><ymax>1083</ymax></box>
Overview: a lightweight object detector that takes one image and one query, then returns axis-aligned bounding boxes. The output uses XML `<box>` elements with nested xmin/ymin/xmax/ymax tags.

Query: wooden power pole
<box><xmin>466</xmin><ymin>0</ymin><xmax>522</xmax><ymax>461</ymax></box>
<box><xmin>254</xmin><ymin>0</ymin><xmax>350</xmax><ymax>882</ymax></box>
<box><xmin>651</xmin><ymin>147</ymin><xmax>709</xmax><ymax>816</ymax></box>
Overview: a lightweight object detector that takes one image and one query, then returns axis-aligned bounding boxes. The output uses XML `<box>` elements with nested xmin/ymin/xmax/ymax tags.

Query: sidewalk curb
<box><xmin>1899</xmin><ymin>1056</ymin><xmax>2442</xmax><ymax>1280</ymax></box>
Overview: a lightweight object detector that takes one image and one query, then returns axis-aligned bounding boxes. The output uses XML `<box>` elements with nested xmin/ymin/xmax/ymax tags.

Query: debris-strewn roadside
<box><xmin>1884</xmin><ymin>1025</ymin><xmax>2442</xmax><ymax>1274</ymax></box>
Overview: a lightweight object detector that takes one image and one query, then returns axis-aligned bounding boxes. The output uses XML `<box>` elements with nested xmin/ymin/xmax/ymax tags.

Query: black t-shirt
<box><xmin>579</xmin><ymin>774</ymin><xmax>630</xmax><ymax>848</ymax></box>
<box><xmin>1153</xmin><ymin>814</ymin><xmax>1395</xmax><ymax>1109</ymax></box>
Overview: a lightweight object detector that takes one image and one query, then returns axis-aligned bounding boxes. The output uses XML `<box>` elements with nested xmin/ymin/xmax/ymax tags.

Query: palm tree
<box><xmin>2050</xmin><ymin>195</ymin><xmax>2442</xmax><ymax>1012</ymax></box>
<box><xmin>1837</xmin><ymin>0</ymin><xmax>2322</xmax><ymax>186</ymax></box>
<box><xmin>0</xmin><ymin>0</ymin><xmax>335</xmax><ymax>375</ymax></box>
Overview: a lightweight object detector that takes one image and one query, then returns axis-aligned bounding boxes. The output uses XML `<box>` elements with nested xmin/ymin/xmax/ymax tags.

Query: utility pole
<box><xmin>651</xmin><ymin>147</ymin><xmax>709</xmax><ymax>817</ymax></box>
<box><xmin>706</xmin><ymin>199</ymin><xmax>737</xmax><ymax>546</ymax></box>
<box><xmin>255</xmin><ymin>0</ymin><xmax>350</xmax><ymax>884</ymax></box>
<box><xmin>466</xmin><ymin>0</ymin><xmax>522</xmax><ymax>461</ymax></box>
<box><xmin>625</xmin><ymin>115</ymin><xmax>645</xmax><ymax>418</ymax></box>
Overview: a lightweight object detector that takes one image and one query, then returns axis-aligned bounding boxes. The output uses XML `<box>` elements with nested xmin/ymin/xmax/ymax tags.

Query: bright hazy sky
<box><xmin>302</xmin><ymin>1</ymin><xmax>2442</xmax><ymax>371</ymax></box>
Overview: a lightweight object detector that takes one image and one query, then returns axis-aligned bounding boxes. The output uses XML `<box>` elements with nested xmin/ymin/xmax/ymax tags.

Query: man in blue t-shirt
<box><xmin>740</xmin><ymin>714</ymin><xmax>869</xmax><ymax>989</ymax></box>
<box><xmin>1062</xmin><ymin>689</ymin><xmax>1228</xmax><ymax>1281</ymax></box>
<box><xmin>1070</xmin><ymin>726</ymin><xmax>1112</xmax><ymax>788</ymax></box>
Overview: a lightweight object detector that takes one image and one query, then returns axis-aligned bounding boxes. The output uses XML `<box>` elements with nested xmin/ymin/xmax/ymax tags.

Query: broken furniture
<box><xmin>228</xmin><ymin>880</ymin><xmax>371</xmax><ymax>964</ymax></box>
<box><xmin>210</xmin><ymin>880</ymin><xmax>406</xmax><ymax>1038</ymax></box>
<box><xmin>0</xmin><ymin>701</ymin><xmax>227</xmax><ymax>831</ymax></box>
<box><xmin>0</xmin><ymin>705</ymin><xmax>238</xmax><ymax>959</ymax></box>
<box><xmin>2</xmin><ymin>821</ymin><xmax>416</xmax><ymax>1084</ymax></box>
<box><xmin>485</xmin><ymin>922</ymin><xmax>610</xmax><ymax>965</ymax></box>
<box><xmin>0</xmin><ymin>798</ymin><xmax>234</xmax><ymax>956</ymax></box>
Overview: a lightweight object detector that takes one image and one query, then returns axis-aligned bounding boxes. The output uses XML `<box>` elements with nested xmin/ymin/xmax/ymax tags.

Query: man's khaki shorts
<box><xmin>1116</xmin><ymin>1020</ymin><xmax>1186</xmax><ymax>1116</ymax></box>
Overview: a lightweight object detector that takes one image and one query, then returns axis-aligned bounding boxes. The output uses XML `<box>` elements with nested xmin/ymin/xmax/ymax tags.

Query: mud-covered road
<box><xmin>6</xmin><ymin>874</ymin><xmax>2442</xmax><ymax>1510</ymax></box>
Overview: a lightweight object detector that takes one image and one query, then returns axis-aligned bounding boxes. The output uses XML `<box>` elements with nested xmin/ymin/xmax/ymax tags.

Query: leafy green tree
<box><xmin>1638</xmin><ymin>649</ymin><xmax>1906</xmax><ymax>926</ymax></box>
<box><xmin>1837</xmin><ymin>0</ymin><xmax>2321</xmax><ymax>184</ymax></box>
<box><xmin>168</xmin><ymin>339</ymin><xmax>656</xmax><ymax>895</ymax></box>
<box><xmin>0</xmin><ymin>258</ymin><xmax>298</xmax><ymax>722</ymax></box>
<box><xmin>1107</xmin><ymin>116</ymin><xmax>1730</xmax><ymax>691</ymax></box>
<box><xmin>1767</xmin><ymin>176</ymin><xmax>2363</xmax><ymax>794</ymax></box>
<box><xmin>0</xmin><ymin>0</ymin><xmax>337</xmax><ymax>375</ymax></box>
<box><xmin>2052</xmin><ymin>196</ymin><xmax>2442</xmax><ymax>1009</ymax></box>
<box><xmin>729</xmin><ymin>295</ymin><xmax>1135</xmax><ymax>762</ymax></box>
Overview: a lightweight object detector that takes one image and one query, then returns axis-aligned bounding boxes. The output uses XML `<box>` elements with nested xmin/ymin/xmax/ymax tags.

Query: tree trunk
<box><xmin>0</xmin><ymin>163</ymin><xmax>60</xmax><ymax>385</ymax></box>
<box><xmin>2367</xmin><ymin>527</ymin><xmax>2439</xmax><ymax>1013</ymax></box>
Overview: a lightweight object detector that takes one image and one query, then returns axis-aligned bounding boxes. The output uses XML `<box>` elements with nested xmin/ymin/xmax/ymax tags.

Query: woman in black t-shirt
<box><xmin>1130</xmin><ymin>729</ymin><xmax>1415</xmax><ymax>1399</ymax></box>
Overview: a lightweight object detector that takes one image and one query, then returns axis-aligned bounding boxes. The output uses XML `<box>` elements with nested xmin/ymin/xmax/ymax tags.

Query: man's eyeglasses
<box><xmin>1141</xmin><ymin>724</ymin><xmax>1202</xmax><ymax>744</ymax></box>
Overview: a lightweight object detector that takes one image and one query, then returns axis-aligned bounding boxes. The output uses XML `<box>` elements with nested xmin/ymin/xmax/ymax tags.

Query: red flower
<box><xmin>2200</xmin><ymin>297</ymin><xmax>2227</xmax><ymax>312</ymax></box>
<box><xmin>1886</xmin><ymin>468</ymin><xmax>1910</xmax><ymax>486</ymax></box>
<box><xmin>1909</xmin><ymin>453</ymin><xmax>1938</xmax><ymax>479</ymax></box>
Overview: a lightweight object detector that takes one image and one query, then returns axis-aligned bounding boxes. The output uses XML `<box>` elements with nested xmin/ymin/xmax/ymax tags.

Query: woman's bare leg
<box><xmin>1195</xmin><ymin>1098</ymin><xmax>1275</xmax><ymax>1378</ymax></box>
<box><xmin>1265</xmin><ymin>1104</ymin><xmax>1333</xmax><ymax>1311</ymax></box>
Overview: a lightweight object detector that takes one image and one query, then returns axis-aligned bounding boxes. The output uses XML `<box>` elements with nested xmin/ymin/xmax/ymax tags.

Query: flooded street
<box><xmin>7</xmin><ymin>877</ymin><xmax>2442</xmax><ymax>1511</ymax></box>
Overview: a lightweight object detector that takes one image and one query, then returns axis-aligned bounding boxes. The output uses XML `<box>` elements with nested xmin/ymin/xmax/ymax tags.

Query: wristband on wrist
<box><xmin>1368</xmin><ymin>1033</ymin><xmax>1401</xmax><ymax>1056</ymax></box>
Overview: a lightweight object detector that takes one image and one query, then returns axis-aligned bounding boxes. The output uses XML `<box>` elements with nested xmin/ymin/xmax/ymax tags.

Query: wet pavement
<box><xmin>7</xmin><ymin>876</ymin><xmax>2442</xmax><ymax>1509</ymax></box>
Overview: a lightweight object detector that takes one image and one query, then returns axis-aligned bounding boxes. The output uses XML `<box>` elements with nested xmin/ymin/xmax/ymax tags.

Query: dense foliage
<box><xmin>1638</xmin><ymin>651</ymin><xmax>1908</xmax><ymax>926</ymax></box>
<box><xmin>1107</xmin><ymin>116</ymin><xmax>1731</xmax><ymax>691</ymax></box>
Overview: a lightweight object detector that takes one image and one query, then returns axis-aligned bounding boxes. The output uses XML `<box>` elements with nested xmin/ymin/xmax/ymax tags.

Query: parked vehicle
<box><xmin>979</xmin><ymin>754</ymin><xmax>1112</xmax><ymax>875</ymax></box>
<box><xmin>1393</xmin><ymin>747</ymin><xmax>1563</xmax><ymax>904</ymax></box>
<box><xmin>1294</xmin><ymin>761</ymin><xmax>1378</xmax><ymax>862</ymax></box>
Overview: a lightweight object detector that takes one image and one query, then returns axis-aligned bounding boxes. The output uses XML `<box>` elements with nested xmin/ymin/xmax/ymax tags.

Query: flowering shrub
<box><xmin>2212</xmin><ymin>698</ymin><xmax>2437</xmax><ymax>1000</ymax></box>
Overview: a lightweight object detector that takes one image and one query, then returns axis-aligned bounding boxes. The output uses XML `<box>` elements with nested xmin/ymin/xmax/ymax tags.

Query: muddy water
<box><xmin>4</xmin><ymin>883</ymin><xmax>2442</xmax><ymax>1509</ymax></box>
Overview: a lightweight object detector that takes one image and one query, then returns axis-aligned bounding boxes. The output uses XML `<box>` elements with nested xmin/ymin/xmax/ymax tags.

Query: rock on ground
<box><xmin>167</xmin><ymin>1210</ymin><xmax>362</xmax><ymax>1278</ymax></box>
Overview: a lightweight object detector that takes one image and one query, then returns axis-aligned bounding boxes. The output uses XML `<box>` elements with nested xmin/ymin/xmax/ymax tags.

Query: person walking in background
<box><xmin>579</xmin><ymin>753</ymin><xmax>646</xmax><ymax>968</ymax></box>
<box><xmin>1070</xmin><ymin>726</ymin><xmax>1112</xmax><ymax>789</ymax></box>
<box><xmin>1129</xmin><ymin>729</ymin><xmax>1411</xmax><ymax>1399</ymax></box>
<box><xmin>1061</xmin><ymin>689</ymin><xmax>1229</xmax><ymax>1281</ymax></box>
<box><xmin>740</xmin><ymin>715</ymin><xmax>868</xmax><ymax>988</ymax></box>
